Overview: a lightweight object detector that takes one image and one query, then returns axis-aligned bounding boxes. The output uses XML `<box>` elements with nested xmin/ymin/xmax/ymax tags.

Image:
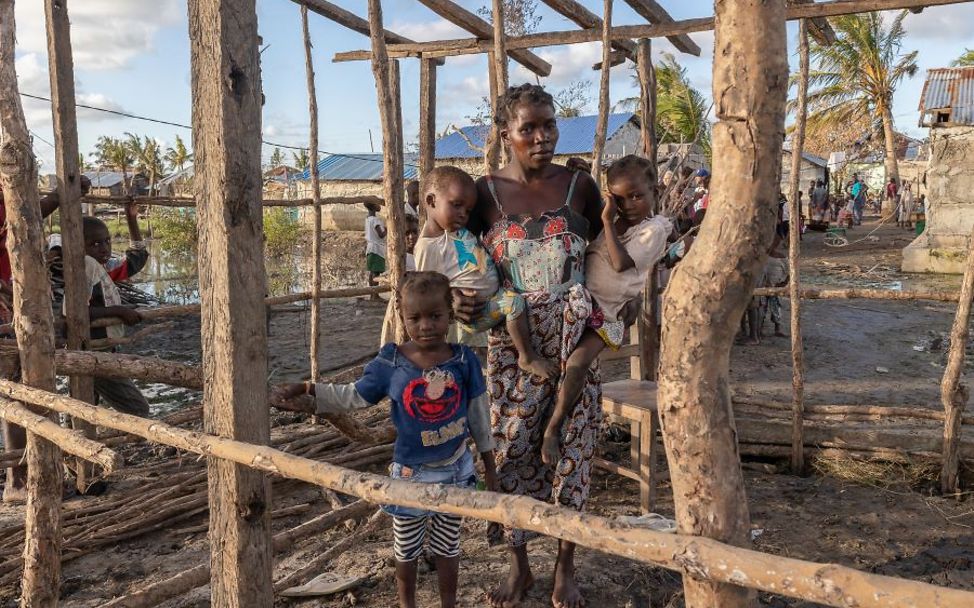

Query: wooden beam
<box><xmin>635</xmin><ymin>38</ymin><xmax>659</xmax><ymax>382</ymax></box>
<box><xmin>301</xmin><ymin>6</ymin><xmax>323</xmax><ymax>380</ymax></box>
<box><xmin>540</xmin><ymin>0</ymin><xmax>636</xmax><ymax>61</ymax></box>
<box><xmin>591</xmin><ymin>0</ymin><xmax>613</xmax><ymax>187</ymax></box>
<box><xmin>484</xmin><ymin>0</ymin><xmax>509</xmax><ymax>172</ymax></box>
<box><xmin>414</xmin><ymin>0</ymin><xmax>552</xmax><ymax>76</ymax></box>
<box><xmin>45</xmin><ymin>0</ymin><xmax>99</xmax><ymax>495</ymax></box>
<box><xmin>187</xmin><ymin>0</ymin><xmax>273</xmax><ymax>604</ymax></box>
<box><xmin>5</xmin><ymin>380</ymin><xmax>974</xmax><ymax>608</ymax></box>
<box><xmin>0</xmin><ymin>0</ymin><xmax>63</xmax><ymax>600</ymax></box>
<box><xmin>790</xmin><ymin>0</ymin><xmax>837</xmax><ymax>45</ymax></box>
<box><xmin>291</xmin><ymin>0</ymin><xmax>445</xmax><ymax>66</ymax></box>
<box><xmin>368</xmin><ymin>0</ymin><xmax>407</xmax><ymax>344</ymax></box>
<box><xmin>333</xmin><ymin>0</ymin><xmax>973</xmax><ymax>61</ymax></box>
<box><xmin>418</xmin><ymin>59</ymin><xmax>437</xmax><ymax>181</ymax></box>
<box><xmin>621</xmin><ymin>0</ymin><xmax>700</xmax><ymax>56</ymax></box>
<box><xmin>787</xmin><ymin>19</ymin><xmax>811</xmax><ymax>475</ymax></box>
<box><xmin>657</xmin><ymin>0</ymin><xmax>788</xmax><ymax>604</ymax></box>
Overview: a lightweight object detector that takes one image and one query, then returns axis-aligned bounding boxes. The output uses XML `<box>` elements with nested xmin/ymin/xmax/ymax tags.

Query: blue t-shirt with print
<box><xmin>354</xmin><ymin>343</ymin><xmax>486</xmax><ymax>466</ymax></box>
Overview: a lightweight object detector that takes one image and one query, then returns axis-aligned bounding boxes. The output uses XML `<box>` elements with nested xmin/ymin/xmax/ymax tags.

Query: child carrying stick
<box><xmin>415</xmin><ymin>166</ymin><xmax>557</xmax><ymax>378</ymax></box>
<box><xmin>272</xmin><ymin>271</ymin><xmax>497</xmax><ymax>608</ymax></box>
<box><xmin>543</xmin><ymin>155</ymin><xmax>677</xmax><ymax>465</ymax></box>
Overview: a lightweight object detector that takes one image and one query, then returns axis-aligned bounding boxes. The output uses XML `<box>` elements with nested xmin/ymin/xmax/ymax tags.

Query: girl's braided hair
<box><xmin>606</xmin><ymin>154</ymin><xmax>655</xmax><ymax>187</ymax></box>
<box><xmin>399</xmin><ymin>271</ymin><xmax>453</xmax><ymax>314</ymax></box>
<box><xmin>493</xmin><ymin>83</ymin><xmax>555</xmax><ymax>128</ymax></box>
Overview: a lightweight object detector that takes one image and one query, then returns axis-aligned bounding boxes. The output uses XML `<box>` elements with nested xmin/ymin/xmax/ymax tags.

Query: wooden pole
<box><xmin>53</xmin><ymin>351</ymin><xmax>204</xmax><ymax>390</ymax></box>
<box><xmin>635</xmin><ymin>38</ymin><xmax>659</xmax><ymax>381</ymax></box>
<box><xmin>787</xmin><ymin>19</ymin><xmax>810</xmax><ymax>475</ymax></box>
<box><xmin>44</xmin><ymin>0</ymin><xmax>99</xmax><ymax>494</ymax></box>
<box><xmin>4</xmin><ymin>381</ymin><xmax>972</xmax><ymax>608</ymax></box>
<box><xmin>367</xmin><ymin>0</ymin><xmax>407</xmax><ymax>343</ymax></box>
<box><xmin>419</xmin><ymin>58</ymin><xmax>437</xmax><ymax>189</ymax></box>
<box><xmin>752</xmin><ymin>286</ymin><xmax>962</xmax><ymax>302</ymax></box>
<box><xmin>301</xmin><ymin>6</ymin><xmax>323</xmax><ymax>380</ymax></box>
<box><xmin>187</xmin><ymin>0</ymin><xmax>273</xmax><ymax>604</ymax></box>
<box><xmin>939</xmin><ymin>225</ymin><xmax>974</xmax><ymax>493</ymax></box>
<box><xmin>484</xmin><ymin>0</ymin><xmax>510</xmax><ymax>173</ymax></box>
<box><xmin>591</xmin><ymin>0</ymin><xmax>613</xmax><ymax>187</ymax></box>
<box><xmin>0</xmin><ymin>1</ymin><xmax>63</xmax><ymax>601</ymax></box>
<box><xmin>656</xmin><ymin>0</ymin><xmax>787</xmax><ymax>606</ymax></box>
<box><xmin>0</xmin><ymin>399</ymin><xmax>122</xmax><ymax>473</ymax></box>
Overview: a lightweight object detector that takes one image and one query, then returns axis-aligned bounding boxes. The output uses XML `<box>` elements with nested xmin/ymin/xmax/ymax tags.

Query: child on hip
<box><xmin>543</xmin><ymin>155</ymin><xmax>676</xmax><ymax>465</ymax></box>
<box><xmin>415</xmin><ymin>166</ymin><xmax>558</xmax><ymax>379</ymax></box>
<box><xmin>272</xmin><ymin>272</ymin><xmax>496</xmax><ymax>608</ymax></box>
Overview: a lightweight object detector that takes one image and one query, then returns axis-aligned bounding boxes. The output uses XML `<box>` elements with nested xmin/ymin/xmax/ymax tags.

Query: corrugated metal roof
<box><xmin>83</xmin><ymin>171</ymin><xmax>126</xmax><ymax>188</ymax></box>
<box><xmin>434</xmin><ymin>113</ymin><xmax>637</xmax><ymax>159</ymax></box>
<box><xmin>918</xmin><ymin>67</ymin><xmax>974</xmax><ymax>126</ymax></box>
<box><xmin>782</xmin><ymin>146</ymin><xmax>829</xmax><ymax>168</ymax></box>
<box><xmin>300</xmin><ymin>153</ymin><xmax>419</xmax><ymax>182</ymax></box>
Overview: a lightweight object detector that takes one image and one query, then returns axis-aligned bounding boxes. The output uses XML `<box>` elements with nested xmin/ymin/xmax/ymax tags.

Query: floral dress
<box><xmin>482</xmin><ymin>172</ymin><xmax>603</xmax><ymax>547</ymax></box>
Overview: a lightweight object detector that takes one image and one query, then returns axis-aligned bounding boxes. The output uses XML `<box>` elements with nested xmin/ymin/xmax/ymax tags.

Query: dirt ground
<box><xmin>1</xmin><ymin>223</ymin><xmax>973</xmax><ymax>607</ymax></box>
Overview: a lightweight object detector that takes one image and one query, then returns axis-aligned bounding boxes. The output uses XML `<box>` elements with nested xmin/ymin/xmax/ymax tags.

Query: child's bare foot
<box><xmin>552</xmin><ymin>566</ymin><xmax>584</xmax><ymax>608</ymax></box>
<box><xmin>774</xmin><ymin>328</ymin><xmax>788</xmax><ymax>338</ymax></box>
<box><xmin>489</xmin><ymin>568</ymin><xmax>534</xmax><ymax>607</ymax></box>
<box><xmin>541</xmin><ymin>427</ymin><xmax>561</xmax><ymax>467</ymax></box>
<box><xmin>518</xmin><ymin>354</ymin><xmax>559</xmax><ymax>380</ymax></box>
<box><xmin>746</xmin><ymin>337</ymin><xmax>761</xmax><ymax>346</ymax></box>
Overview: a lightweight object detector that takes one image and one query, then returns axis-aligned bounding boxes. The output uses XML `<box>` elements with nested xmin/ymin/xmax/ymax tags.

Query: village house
<box><xmin>82</xmin><ymin>171</ymin><xmax>148</xmax><ymax>197</ymax></box>
<box><xmin>903</xmin><ymin>66</ymin><xmax>974</xmax><ymax>274</ymax></box>
<box><xmin>780</xmin><ymin>146</ymin><xmax>829</xmax><ymax>196</ymax></box>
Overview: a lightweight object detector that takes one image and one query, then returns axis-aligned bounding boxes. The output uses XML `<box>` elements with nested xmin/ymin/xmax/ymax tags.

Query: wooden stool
<box><xmin>595</xmin><ymin>379</ymin><xmax>661</xmax><ymax>513</ymax></box>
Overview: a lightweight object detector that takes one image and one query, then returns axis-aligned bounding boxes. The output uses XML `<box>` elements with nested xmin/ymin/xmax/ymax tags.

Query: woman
<box><xmin>899</xmin><ymin>182</ymin><xmax>915</xmax><ymax>229</ymax></box>
<box><xmin>456</xmin><ymin>84</ymin><xmax>602</xmax><ymax>608</ymax></box>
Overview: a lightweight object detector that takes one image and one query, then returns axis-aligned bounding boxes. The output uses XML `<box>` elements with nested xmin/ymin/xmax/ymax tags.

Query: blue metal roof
<box><xmin>300</xmin><ymin>153</ymin><xmax>419</xmax><ymax>181</ymax></box>
<box><xmin>434</xmin><ymin>113</ymin><xmax>636</xmax><ymax>159</ymax></box>
<box><xmin>83</xmin><ymin>171</ymin><xmax>126</xmax><ymax>188</ymax></box>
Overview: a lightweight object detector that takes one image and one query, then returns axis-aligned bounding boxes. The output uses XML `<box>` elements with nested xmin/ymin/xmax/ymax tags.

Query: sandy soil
<box><xmin>1</xmin><ymin>222</ymin><xmax>972</xmax><ymax>608</ymax></box>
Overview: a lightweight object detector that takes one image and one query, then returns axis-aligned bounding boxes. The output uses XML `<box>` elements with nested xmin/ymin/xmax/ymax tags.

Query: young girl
<box><xmin>542</xmin><ymin>155</ymin><xmax>675</xmax><ymax>465</ymax></box>
<box><xmin>272</xmin><ymin>271</ymin><xmax>496</xmax><ymax>608</ymax></box>
<box><xmin>415</xmin><ymin>165</ymin><xmax>557</xmax><ymax>379</ymax></box>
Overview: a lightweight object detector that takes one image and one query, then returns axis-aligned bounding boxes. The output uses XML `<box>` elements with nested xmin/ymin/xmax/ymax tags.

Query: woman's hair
<box><xmin>606</xmin><ymin>154</ymin><xmax>655</xmax><ymax>187</ymax></box>
<box><xmin>400</xmin><ymin>271</ymin><xmax>453</xmax><ymax>311</ymax></box>
<box><xmin>493</xmin><ymin>83</ymin><xmax>555</xmax><ymax>128</ymax></box>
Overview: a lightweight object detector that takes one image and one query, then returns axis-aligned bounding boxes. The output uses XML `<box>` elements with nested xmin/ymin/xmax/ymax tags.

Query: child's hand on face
<box><xmin>601</xmin><ymin>191</ymin><xmax>618</xmax><ymax>225</ymax></box>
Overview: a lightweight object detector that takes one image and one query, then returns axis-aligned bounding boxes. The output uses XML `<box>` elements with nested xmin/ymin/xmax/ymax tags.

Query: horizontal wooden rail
<box><xmin>0</xmin><ymin>380</ymin><xmax>970</xmax><ymax>608</ymax></box>
<box><xmin>333</xmin><ymin>0</ymin><xmax>973</xmax><ymax>61</ymax></box>
<box><xmin>753</xmin><ymin>286</ymin><xmax>961</xmax><ymax>302</ymax></box>
<box><xmin>81</xmin><ymin>195</ymin><xmax>384</xmax><ymax>208</ymax></box>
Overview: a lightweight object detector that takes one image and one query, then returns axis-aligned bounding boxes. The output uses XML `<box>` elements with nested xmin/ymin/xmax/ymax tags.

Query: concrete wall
<box><xmin>295</xmin><ymin>180</ymin><xmax>381</xmax><ymax>231</ymax></box>
<box><xmin>902</xmin><ymin>127</ymin><xmax>974</xmax><ymax>273</ymax></box>
<box><xmin>779</xmin><ymin>154</ymin><xmax>827</xmax><ymax>196</ymax></box>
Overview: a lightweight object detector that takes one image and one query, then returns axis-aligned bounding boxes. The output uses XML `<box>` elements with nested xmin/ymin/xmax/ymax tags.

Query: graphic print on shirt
<box><xmin>402</xmin><ymin>369</ymin><xmax>467</xmax><ymax>447</ymax></box>
<box><xmin>451</xmin><ymin>229</ymin><xmax>485</xmax><ymax>272</ymax></box>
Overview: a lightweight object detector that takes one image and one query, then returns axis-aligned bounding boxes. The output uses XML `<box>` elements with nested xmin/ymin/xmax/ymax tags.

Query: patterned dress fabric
<box><xmin>482</xmin><ymin>174</ymin><xmax>603</xmax><ymax>547</ymax></box>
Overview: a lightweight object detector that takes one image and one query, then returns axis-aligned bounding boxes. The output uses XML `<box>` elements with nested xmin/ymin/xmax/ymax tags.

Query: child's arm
<box><xmin>600</xmin><ymin>193</ymin><xmax>636</xmax><ymax>273</ymax></box>
<box><xmin>374</xmin><ymin>220</ymin><xmax>387</xmax><ymax>240</ymax></box>
<box><xmin>272</xmin><ymin>381</ymin><xmax>374</xmax><ymax>414</ymax></box>
<box><xmin>125</xmin><ymin>200</ymin><xmax>143</xmax><ymax>243</ymax></box>
<box><xmin>90</xmin><ymin>305</ymin><xmax>141</xmax><ymax>326</ymax></box>
<box><xmin>467</xmin><ymin>395</ymin><xmax>498</xmax><ymax>491</ymax></box>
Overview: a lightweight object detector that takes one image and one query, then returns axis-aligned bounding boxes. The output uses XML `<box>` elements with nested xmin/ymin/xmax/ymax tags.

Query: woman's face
<box><xmin>501</xmin><ymin>102</ymin><xmax>558</xmax><ymax>170</ymax></box>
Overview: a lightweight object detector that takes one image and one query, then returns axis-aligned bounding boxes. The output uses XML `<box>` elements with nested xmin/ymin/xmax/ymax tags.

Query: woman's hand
<box><xmin>452</xmin><ymin>288</ymin><xmax>485</xmax><ymax>324</ymax></box>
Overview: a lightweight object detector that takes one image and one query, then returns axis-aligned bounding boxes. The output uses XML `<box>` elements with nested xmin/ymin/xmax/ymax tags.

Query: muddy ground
<box><xmin>1</xmin><ymin>222</ymin><xmax>973</xmax><ymax>607</ymax></box>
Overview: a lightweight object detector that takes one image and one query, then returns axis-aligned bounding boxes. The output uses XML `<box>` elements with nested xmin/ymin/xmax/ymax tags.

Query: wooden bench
<box><xmin>595</xmin><ymin>379</ymin><xmax>662</xmax><ymax>513</ymax></box>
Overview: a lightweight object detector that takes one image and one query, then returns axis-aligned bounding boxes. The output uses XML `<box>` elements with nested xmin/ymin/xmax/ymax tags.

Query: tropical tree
<box><xmin>800</xmin><ymin>10</ymin><xmax>918</xmax><ymax>213</ymax></box>
<box><xmin>553</xmin><ymin>80</ymin><xmax>592</xmax><ymax>118</ymax></box>
<box><xmin>291</xmin><ymin>148</ymin><xmax>310</xmax><ymax>172</ymax></box>
<box><xmin>269</xmin><ymin>147</ymin><xmax>284</xmax><ymax>169</ymax></box>
<box><xmin>92</xmin><ymin>135</ymin><xmax>135</xmax><ymax>193</ymax></box>
<box><xmin>616</xmin><ymin>52</ymin><xmax>711</xmax><ymax>155</ymax></box>
<box><xmin>952</xmin><ymin>48</ymin><xmax>974</xmax><ymax>67</ymax></box>
<box><xmin>125</xmin><ymin>133</ymin><xmax>164</xmax><ymax>195</ymax></box>
<box><xmin>164</xmin><ymin>134</ymin><xmax>191</xmax><ymax>173</ymax></box>
<box><xmin>477</xmin><ymin>0</ymin><xmax>541</xmax><ymax>36</ymax></box>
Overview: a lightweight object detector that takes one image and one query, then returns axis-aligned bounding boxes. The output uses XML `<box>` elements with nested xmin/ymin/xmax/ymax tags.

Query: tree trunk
<box><xmin>880</xmin><ymin>103</ymin><xmax>900</xmax><ymax>217</ymax></box>
<box><xmin>940</xmin><ymin>225</ymin><xmax>974</xmax><ymax>493</ymax></box>
<box><xmin>45</xmin><ymin>0</ymin><xmax>100</xmax><ymax>494</ymax></box>
<box><xmin>368</xmin><ymin>0</ymin><xmax>407</xmax><ymax>343</ymax></box>
<box><xmin>0</xmin><ymin>2</ymin><xmax>63</xmax><ymax>603</ymax></box>
<box><xmin>787</xmin><ymin>19</ymin><xmax>810</xmax><ymax>475</ymax></box>
<box><xmin>418</xmin><ymin>58</ymin><xmax>436</xmax><ymax>225</ymax></box>
<box><xmin>635</xmin><ymin>38</ymin><xmax>659</xmax><ymax>380</ymax></box>
<box><xmin>591</xmin><ymin>0</ymin><xmax>613</xmax><ymax>187</ymax></box>
<box><xmin>656</xmin><ymin>0</ymin><xmax>788</xmax><ymax>606</ymax></box>
<box><xmin>187</xmin><ymin>0</ymin><xmax>273</xmax><ymax>604</ymax></box>
<box><xmin>301</xmin><ymin>6</ymin><xmax>323</xmax><ymax>379</ymax></box>
<box><xmin>484</xmin><ymin>0</ymin><xmax>510</xmax><ymax>174</ymax></box>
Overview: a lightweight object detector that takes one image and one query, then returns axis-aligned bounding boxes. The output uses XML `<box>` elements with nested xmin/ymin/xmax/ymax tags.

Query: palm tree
<box><xmin>125</xmin><ymin>133</ymin><xmax>164</xmax><ymax>195</ymax></box>
<box><xmin>93</xmin><ymin>135</ymin><xmax>135</xmax><ymax>194</ymax></box>
<box><xmin>165</xmin><ymin>134</ymin><xmax>191</xmax><ymax>173</ymax></box>
<box><xmin>952</xmin><ymin>48</ymin><xmax>974</xmax><ymax>67</ymax></box>
<box><xmin>801</xmin><ymin>10</ymin><xmax>918</xmax><ymax>213</ymax></box>
<box><xmin>616</xmin><ymin>52</ymin><xmax>711</xmax><ymax>156</ymax></box>
<box><xmin>291</xmin><ymin>149</ymin><xmax>310</xmax><ymax>172</ymax></box>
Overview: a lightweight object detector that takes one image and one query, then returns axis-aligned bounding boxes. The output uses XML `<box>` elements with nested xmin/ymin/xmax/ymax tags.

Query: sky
<box><xmin>14</xmin><ymin>0</ymin><xmax>974</xmax><ymax>173</ymax></box>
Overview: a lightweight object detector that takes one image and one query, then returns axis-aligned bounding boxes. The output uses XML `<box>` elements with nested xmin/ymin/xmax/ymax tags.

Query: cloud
<box><xmin>15</xmin><ymin>0</ymin><xmax>183</xmax><ymax>71</ymax></box>
<box><xmin>903</xmin><ymin>5</ymin><xmax>974</xmax><ymax>40</ymax></box>
<box><xmin>389</xmin><ymin>18</ymin><xmax>468</xmax><ymax>42</ymax></box>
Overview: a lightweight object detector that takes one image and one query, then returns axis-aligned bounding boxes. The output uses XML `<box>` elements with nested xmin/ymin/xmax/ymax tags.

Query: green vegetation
<box><xmin>952</xmin><ymin>48</ymin><xmax>974</xmax><ymax>67</ymax></box>
<box><xmin>263</xmin><ymin>208</ymin><xmax>305</xmax><ymax>255</ymax></box>
<box><xmin>151</xmin><ymin>207</ymin><xmax>305</xmax><ymax>255</ymax></box>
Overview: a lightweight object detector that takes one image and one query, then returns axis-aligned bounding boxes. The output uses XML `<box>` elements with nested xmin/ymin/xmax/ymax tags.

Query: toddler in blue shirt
<box><xmin>273</xmin><ymin>271</ymin><xmax>496</xmax><ymax>608</ymax></box>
